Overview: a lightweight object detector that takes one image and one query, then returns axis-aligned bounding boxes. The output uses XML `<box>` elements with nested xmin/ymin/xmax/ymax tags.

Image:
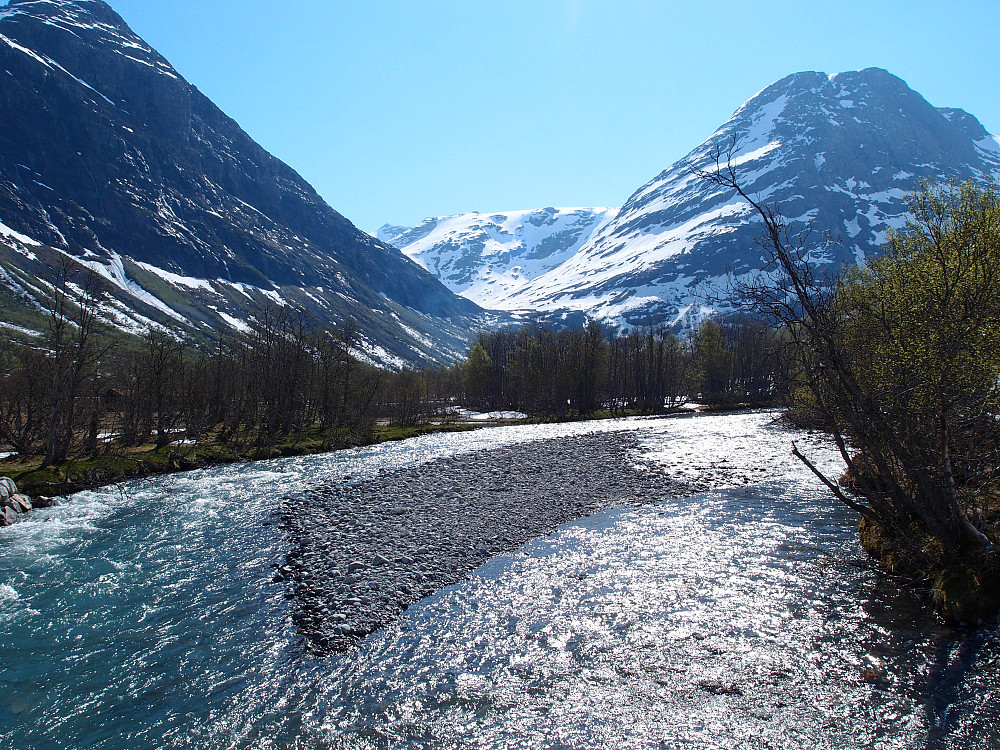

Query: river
<box><xmin>0</xmin><ymin>412</ymin><xmax>996</xmax><ymax>749</ymax></box>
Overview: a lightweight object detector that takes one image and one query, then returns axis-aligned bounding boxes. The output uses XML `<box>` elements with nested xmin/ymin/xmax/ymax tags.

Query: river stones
<box><xmin>9</xmin><ymin>494</ymin><xmax>31</xmax><ymax>514</ymax></box>
<box><xmin>0</xmin><ymin>478</ymin><xmax>35</xmax><ymax>526</ymax></box>
<box><xmin>281</xmin><ymin>431</ymin><xmax>700</xmax><ymax>654</ymax></box>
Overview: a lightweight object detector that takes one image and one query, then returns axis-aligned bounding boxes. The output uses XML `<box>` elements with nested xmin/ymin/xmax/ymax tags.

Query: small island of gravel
<box><xmin>280</xmin><ymin>429</ymin><xmax>762</xmax><ymax>654</ymax></box>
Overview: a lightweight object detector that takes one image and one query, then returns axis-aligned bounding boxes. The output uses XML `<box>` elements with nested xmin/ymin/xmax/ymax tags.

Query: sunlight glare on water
<box><xmin>1</xmin><ymin>412</ymin><xmax>997</xmax><ymax>749</ymax></box>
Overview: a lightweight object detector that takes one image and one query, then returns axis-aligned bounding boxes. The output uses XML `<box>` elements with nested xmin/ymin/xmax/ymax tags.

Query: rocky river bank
<box><xmin>0</xmin><ymin>476</ymin><xmax>57</xmax><ymax>526</ymax></box>
<box><xmin>281</xmin><ymin>429</ymin><xmax>770</xmax><ymax>654</ymax></box>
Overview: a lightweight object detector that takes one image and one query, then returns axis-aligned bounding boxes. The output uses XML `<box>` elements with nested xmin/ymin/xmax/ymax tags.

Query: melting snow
<box><xmin>216</xmin><ymin>311</ymin><xmax>250</xmax><ymax>333</ymax></box>
<box><xmin>260</xmin><ymin>289</ymin><xmax>287</xmax><ymax>307</ymax></box>
<box><xmin>135</xmin><ymin>261</ymin><xmax>213</xmax><ymax>291</ymax></box>
<box><xmin>352</xmin><ymin>338</ymin><xmax>408</xmax><ymax>371</ymax></box>
<box><xmin>0</xmin><ymin>221</ymin><xmax>41</xmax><ymax>247</ymax></box>
<box><xmin>0</xmin><ymin>321</ymin><xmax>41</xmax><ymax>338</ymax></box>
<box><xmin>975</xmin><ymin>136</ymin><xmax>1000</xmax><ymax>155</ymax></box>
<box><xmin>67</xmin><ymin>250</ymin><xmax>189</xmax><ymax>324</ymax></box>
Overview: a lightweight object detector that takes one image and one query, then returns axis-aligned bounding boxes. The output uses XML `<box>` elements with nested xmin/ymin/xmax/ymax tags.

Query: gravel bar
<box><xmin>280</xmin><ymin>430</ymin><xmax>717</xmax><ymax>654</ymax></box>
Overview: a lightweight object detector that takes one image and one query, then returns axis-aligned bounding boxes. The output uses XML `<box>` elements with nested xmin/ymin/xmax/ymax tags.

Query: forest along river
<box><xmin>0</xmin><ymin>412</ymin><xmax>997</xmax><ymax>749</ymax></box>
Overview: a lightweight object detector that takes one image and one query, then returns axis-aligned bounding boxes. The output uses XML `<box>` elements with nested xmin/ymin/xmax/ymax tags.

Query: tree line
<box><xmin>0</xmin><ymin>257</ymin><xmax>785</xmax><ymax>468</ymax></box>
<box><xmin>456</xmin><ymin>317</ymin><xmax>782</xmax><ymax>418</ymax></box>
<box><xmin>0</xmin><ymin>263</ymin><xmax>385</xmax><ymax>467</ymax></box>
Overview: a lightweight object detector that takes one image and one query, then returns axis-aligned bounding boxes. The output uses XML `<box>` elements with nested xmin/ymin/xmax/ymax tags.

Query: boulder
<box><xmin>9</xmin><ymin>494</ymin><xmax>31</xmax><ymax>514</ymax></box>
<box><xmin>0</xmin><ymin>479</ymin><xmax>36</xmax><ymax>524</ymax></box>
<box><xmin>33</xmin><ymin>496</ymin><xmax>58</xmax><ymax>509</ymax></box>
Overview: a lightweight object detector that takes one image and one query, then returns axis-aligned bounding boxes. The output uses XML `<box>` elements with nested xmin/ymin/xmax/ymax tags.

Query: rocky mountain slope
<box><xmin>0</xmin><ymin>0</ymin><xmax>485</xmax><ymax>365</ymax></box>
<box><xmin>378</xmin><ymin>207</ymin><xmax>616</xmax><ymax>308</ymax></box>
<box><xmin>391</xmin><ymin>68</ymin><xmax>1000</xmax><ymax>327</ymax></box>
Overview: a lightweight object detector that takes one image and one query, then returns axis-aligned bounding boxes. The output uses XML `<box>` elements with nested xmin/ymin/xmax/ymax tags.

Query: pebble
<box><xmin>281</xmin><ymin>431</ymin><xmax>722</xmax><ymax>654</ymax></box>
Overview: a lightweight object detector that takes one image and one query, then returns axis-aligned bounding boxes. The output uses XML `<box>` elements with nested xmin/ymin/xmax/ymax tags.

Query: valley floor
<box><xmin>283</xmin><ymin>430</ymin><xmax>702</xmax><ymax>652</ymax></box>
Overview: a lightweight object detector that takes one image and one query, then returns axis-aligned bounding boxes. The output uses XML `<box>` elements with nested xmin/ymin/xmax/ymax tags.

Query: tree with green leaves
<box><xmin>703</xmin><ymin>145</ymin><xmax>999</xmax><ymax>619</ymax></box>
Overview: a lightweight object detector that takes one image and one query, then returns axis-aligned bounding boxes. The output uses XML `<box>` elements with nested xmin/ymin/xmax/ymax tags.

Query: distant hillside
<box><xmin>379</xmin><ymin>207</ymin><xmax>616</xmax><ymax>308</ymax></box>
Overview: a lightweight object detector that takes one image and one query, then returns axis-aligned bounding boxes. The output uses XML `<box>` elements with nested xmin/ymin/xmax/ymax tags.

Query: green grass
<box><xmin>1</xmin><ymin>421</ymin><xmax>490</xmax><ymax>497</ymax></box>
<box><xmin>0</xmin><ymin>406</ymin><xmax>757</xmax><ymax>497</ymax></box>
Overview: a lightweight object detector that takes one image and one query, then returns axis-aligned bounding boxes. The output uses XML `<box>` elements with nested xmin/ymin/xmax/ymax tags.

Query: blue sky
<box><xmin>50</xmin><ymin>1</ymin><xmax>1000</xmax><ymax>232</ymax></box>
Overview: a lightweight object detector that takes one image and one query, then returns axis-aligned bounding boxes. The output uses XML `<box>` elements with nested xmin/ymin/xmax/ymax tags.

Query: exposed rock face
<box><xmin>0</xmin><ymin>0</ymin><xmax>486</xmax><ymax>364</ymax></box>
<box><xmin>392</xmin><ymin>69</ymin><xmax>1000</xmax><ymax>327</ymax></box>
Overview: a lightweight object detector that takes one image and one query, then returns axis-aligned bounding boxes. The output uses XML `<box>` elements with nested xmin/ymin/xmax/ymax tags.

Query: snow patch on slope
<box><xmin>381</xmin><ymin>207</ymin><xmax>617</xmax><ymax>307</ymax></box>
<box><xmin>67</xmin><ymin>250</ymin><xmax>188</xmax><ymax>324</ymax></box>
<box><xmin>0</xmin><ymin>220</ymin><xmax>41</xmax><ymax>247</ymax></box>
<box><xmin>135</xmin><ymin>261</ymin><xmax>213</xmax><ymax>290</ymax></box>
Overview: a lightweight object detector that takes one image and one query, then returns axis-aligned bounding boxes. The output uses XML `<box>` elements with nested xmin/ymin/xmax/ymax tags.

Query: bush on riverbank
<box><xmin>703</xmin><ymin>154</ymin><xmax>1000</xmax><ymax>623</ymax></box>
<box><xmin>812</xmin><ymin>181</ymin><xmax>1000</xmax><ymax>557</ymax></box>
<box><xmin>804</xmin><ymin>181</ymin><xmax>1000</xmax><ymax>621</ymax></box>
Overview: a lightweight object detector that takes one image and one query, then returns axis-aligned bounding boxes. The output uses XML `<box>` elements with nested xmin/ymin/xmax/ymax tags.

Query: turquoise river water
<box><xmin>1</xmin><ymin>412</ymin><xmax>997</xmax><ymax>749</ymax></box>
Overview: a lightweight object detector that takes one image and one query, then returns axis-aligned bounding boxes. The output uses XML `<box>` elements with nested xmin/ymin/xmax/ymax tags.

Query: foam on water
<box><xmin>0</xmin><ymin>412</ymin><xmax>996</xmax><ymax>749</ymax></box>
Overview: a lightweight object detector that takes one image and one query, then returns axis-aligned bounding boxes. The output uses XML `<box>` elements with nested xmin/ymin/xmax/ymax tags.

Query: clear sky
<box><xmin>28</xmin><ymin>1</ymin><xmax>1000</xmax><ymax>233</ymax></box>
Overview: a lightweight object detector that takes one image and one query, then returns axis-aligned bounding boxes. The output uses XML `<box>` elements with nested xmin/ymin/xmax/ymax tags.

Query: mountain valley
<box><xmin>386</xmin><ymin>68</ymin><xmax>1000</xmax><ymax>328</ymax></box>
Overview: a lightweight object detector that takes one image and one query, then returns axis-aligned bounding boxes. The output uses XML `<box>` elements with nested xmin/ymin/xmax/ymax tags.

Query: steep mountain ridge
<box><xmin>392</xmin><ymin>68</ymin><xmax>1000</xmax><ymax>327</ymax></box>
<box><xmin>0</xmin><ymin>0</ymin><xmax>484</xmax><ymax>364</ymax></box>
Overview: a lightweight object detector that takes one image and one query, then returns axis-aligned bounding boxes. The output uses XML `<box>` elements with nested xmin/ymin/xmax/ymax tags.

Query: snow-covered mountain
<box><xmin>392</xmin><ymin>69</ymin><xmax>1000</xmax><ymax>327</ymax></box>
<box><xmin>0</xmin><ymin>0</ymin><xmax>487</xmax><ymax>365</ymax></box>
<box><xmin>378</xmin><ymin>207</ymin><xmax>617</xmax><ymax>308</ymax></box>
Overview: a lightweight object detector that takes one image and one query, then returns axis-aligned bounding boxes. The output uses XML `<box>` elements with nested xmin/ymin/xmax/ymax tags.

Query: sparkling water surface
<box><xmin>1</xmin><ymin>413</ymin><xmax>996</xmax><ymax>749</ymax></box>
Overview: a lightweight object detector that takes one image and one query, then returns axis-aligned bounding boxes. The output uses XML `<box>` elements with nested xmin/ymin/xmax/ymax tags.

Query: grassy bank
<box><xmin>0</xmin><ymin>404</ymin><xmax>750</xmax><ymax>500</ymax></box>
<box><xmin>0</xmin><ymin>422</ymin><xmax>483</xmax><ymax>498</ymax></box>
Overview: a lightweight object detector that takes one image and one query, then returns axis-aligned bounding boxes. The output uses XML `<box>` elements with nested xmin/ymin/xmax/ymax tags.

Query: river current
<box><xmin>1</xmin><ymin>412</ymin><xmax>997</xmax><ymax>749</ymax></box>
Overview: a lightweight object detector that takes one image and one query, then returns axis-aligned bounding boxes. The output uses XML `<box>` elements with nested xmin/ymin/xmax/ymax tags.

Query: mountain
<box><xmin>391</xmin><ymin>68</ymin><xmax>1000</xmax><ymax>327</ymax></box>
<box><xmin>378</xmin><ymin>207</ymin><xmax>617</xmax><ymax>309</ymax></box>
<box><xmin>0</xmin><ymin>0</ymin><xmax>486</xmax><ymax>365</ymax></box>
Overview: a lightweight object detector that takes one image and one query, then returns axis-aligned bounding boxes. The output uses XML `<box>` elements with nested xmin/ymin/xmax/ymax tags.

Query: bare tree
<box><xmin>41</xmin><ymin>262</ymin><xmax>111</xmax><ymax>466</ymax></box>
<box><xmin>694</xmin><ymin>141</ymin><xmax>995</xmax><ymax>557</ymax></box>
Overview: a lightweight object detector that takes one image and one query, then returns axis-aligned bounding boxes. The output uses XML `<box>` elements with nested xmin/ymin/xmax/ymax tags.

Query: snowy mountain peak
<box><xmin>397</xmin><ymin>69</ymin><xmax>1000</xmax><ymax>328</ymax></box>
<box><xmin>380</xmin><ymin>207</ymin><xmax>618</xmax><ymax>308</ymax></box>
